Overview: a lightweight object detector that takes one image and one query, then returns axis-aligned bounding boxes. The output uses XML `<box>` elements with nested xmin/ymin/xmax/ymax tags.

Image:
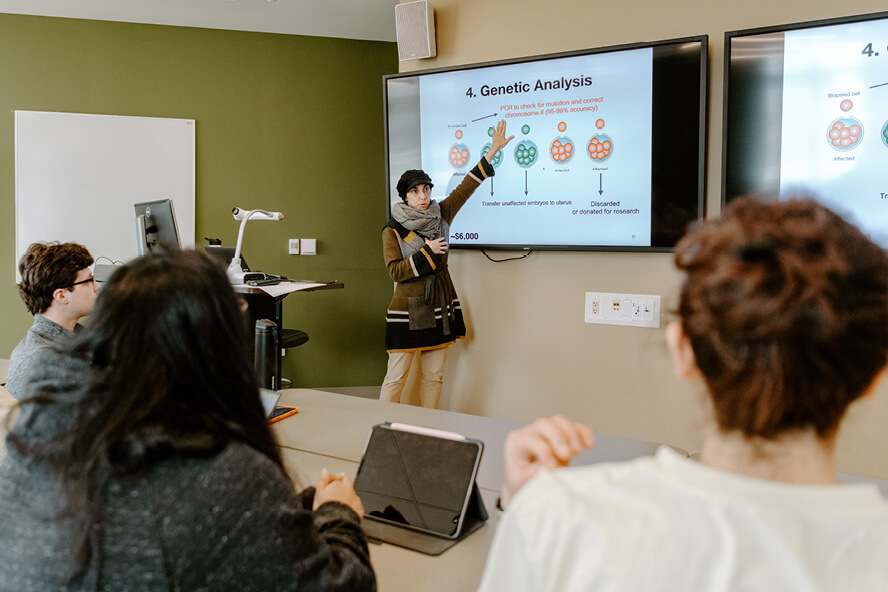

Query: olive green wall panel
<box><xmin>0</xmin><ymin>14</ymin><xmax>398</xmax><ymax>387</ymax></box>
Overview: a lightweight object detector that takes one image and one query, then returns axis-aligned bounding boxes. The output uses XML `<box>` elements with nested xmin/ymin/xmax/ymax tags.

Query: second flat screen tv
<box><xmin>723</xmin><ymin>11</ymin><xmax>888</xmax><ymax>247</ymax></box>
<box><xmin>384</xmin><ymin>35</ymin><xmax>708</xmax><ymax>252</ymax></box>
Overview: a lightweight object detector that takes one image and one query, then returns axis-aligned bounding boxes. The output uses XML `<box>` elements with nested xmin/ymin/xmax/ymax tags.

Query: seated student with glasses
<box><xmin>0</xmin><ymin>248</ymin><xmax>375</xmax><ymax>591</ymax></box>
<box><xmin>5</xmin><ymin>242</ymin><xmax>98</xmax><ymax>399</ymax></box>
<box><xmin>479</xmin><ymin>197</ymin><xmax>888</xmax><ymax>592</ymax></box>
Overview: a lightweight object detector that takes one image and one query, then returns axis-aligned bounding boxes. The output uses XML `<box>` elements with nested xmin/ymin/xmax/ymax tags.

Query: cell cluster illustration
<box><xmin>514</xmin><ymin>140</ymin><xmax>539</xmax><ymax>168</ymax></box>
<box><xmin>587</xmin><ymin>134</ymin><xmax>613</xmax><ymax>162</ymax></box>
<box><xmin>550</xmin><ymin>137</ymin><xmax>574</xmax><ymax>163</ymax></box>
<box><xmin>827</xmin><ymin>118</ymin><xmax>863</xmax><ymax>151</ymax></box>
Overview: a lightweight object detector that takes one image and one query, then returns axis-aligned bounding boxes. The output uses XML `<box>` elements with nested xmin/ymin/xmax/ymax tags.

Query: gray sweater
<box><xmin>0</xmin><ymin>348</ymin><xmax>376</xmax><ymax>591</ymax></box>
<box><xmin>5</xmin><ymin>314</ymin><xmax>80</xmax><ymax>399</ymax></box>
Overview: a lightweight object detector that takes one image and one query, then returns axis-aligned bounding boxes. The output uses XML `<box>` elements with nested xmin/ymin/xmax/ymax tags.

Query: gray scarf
<box><xmin>391</xmin><ymin>200</ymin><xmax>442</xmax><ymax>239</ymax></box>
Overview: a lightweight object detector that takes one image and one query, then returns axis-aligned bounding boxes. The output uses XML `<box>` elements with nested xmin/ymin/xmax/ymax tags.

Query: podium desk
<box><xmin>232</xmin><ymin>281</ymin><xmax>343</xmax><ymax>388</ymax></box>
<box><xmin>271</xmin><ymin>389</ymin><xmax>668</xmax><ymax>592</ymax></box>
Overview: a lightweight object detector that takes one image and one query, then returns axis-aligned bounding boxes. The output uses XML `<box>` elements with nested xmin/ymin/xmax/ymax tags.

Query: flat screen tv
<box><xmin>723</xmin><ymin>11</ymin><xmax>888</xmax><ymax>247</ymax></box>
<box><xmin>384</xmin><ymin>35</ymin><xmax>708</xmax><ymax>252</ymax></box>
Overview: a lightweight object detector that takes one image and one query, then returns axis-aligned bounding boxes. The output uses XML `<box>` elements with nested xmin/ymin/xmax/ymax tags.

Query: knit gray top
<box><xmin>5</xmin><ymin>314</ymin><xmax>80</xmax><ymax>399</ymax></box>
<box><xmin>0</xmin><ymin>348</ymin><xmax>375</xmax><ymax>591</ymax></box>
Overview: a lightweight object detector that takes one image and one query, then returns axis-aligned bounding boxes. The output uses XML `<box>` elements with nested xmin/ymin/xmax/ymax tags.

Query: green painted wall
<box><xmin>0</xmin><ymin>14</ymin><xmax>398</xmax><ymax>386</ymax></box>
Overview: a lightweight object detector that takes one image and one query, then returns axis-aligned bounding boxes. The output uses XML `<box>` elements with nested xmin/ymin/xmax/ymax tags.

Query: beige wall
<box><xmin>399</xmin><ymin>0</ymin><xmax>888</xmax><ymax>480</ymax></box>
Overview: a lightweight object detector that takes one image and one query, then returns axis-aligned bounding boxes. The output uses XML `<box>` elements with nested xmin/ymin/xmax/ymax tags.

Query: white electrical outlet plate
<box><xmin>301</xmin><ymin>238</ymin><xmax>317</xmax><ymax>255</ymax></box>
<box><xmin>288</xmin><ymin>239</ymin><xmax>300</xmax><ymax>255</ymax></box>
<box><xmin>584</xmin><ymin>291</ymin><xmax>660</xmax><ymax>328</ymax></box>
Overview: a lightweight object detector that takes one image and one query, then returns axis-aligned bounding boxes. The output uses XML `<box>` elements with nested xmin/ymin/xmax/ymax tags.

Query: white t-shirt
<box><xmin>478</xmin><ymin>447</ymin><xmax>888</xmax><ymax>592</ymax></box>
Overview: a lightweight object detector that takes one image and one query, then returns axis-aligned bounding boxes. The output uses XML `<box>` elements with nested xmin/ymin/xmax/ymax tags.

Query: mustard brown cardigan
<box><xmin>383</xmin><ymin>159</ymin><xmax>494</xmax><ymax>352</ymax></box>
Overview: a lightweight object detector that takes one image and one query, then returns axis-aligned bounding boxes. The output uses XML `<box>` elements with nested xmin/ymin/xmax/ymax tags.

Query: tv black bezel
<box><xmin>383</xmin><ymin>34</ymin><xmax>709</xmax><ymax>253</ymax></box>
<box><xmin>721</xmin><ymin>10</ymin><xmax>888</xmax><ymax>207</ymax></box>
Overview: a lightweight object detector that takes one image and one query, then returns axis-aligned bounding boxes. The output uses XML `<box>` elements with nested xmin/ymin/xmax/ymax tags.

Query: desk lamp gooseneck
<box><xmin>227</xmin><ymin>206</ymin><xmax>284</xmax><ymax>284</ymax></box>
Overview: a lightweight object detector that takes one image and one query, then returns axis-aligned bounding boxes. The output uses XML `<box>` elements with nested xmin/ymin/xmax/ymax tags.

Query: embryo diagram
<box><xmin>778</xmin><ymin>19</ymin><xmax>888</xmax><ymax>246</ymax></box>
<box><xmin>827</xmin><ymin>99</ymin><xmax>863</xmax><ymax>151</ymax></box>
<box><xmin>443</xmin><ymin>120</ymin><xmax>616</xmax><ymax>169</ymax></box>
<box><xmin>418</xmin><ymin>46</ymin><xmax>654</xmax><ymax>247</ymax></box>
<box><xmin>588</xmin><ymin>133</ymin><xmax>613</xmax><ymax>161</ymax></box>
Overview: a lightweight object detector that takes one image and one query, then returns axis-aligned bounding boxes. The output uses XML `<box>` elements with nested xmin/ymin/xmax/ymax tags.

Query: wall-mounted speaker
<box><xmin>395</xmin><ymin>0</ymin><xmax>436</xmax><ymax>61</ymax></box>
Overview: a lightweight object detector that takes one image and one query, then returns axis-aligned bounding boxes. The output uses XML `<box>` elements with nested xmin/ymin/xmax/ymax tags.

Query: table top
<box><xmin>270</xmin><ymin>389</ymin><xmax>888</xmax><ymax>591</ymax></box>
<box><xmin>270</xmin><ymin>388</ymin><xmax>669</xmax><ymax>592</ymax></box>
<box><xmin>272</xmin><ymin>388</ymin><xmax>669</xmax><ymax>493</ymax></box>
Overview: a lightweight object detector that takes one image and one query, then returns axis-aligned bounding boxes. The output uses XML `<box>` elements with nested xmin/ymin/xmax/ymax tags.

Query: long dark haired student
<box><xmin>479</xmin><ymin>198</ymin><xmax>888</xmax><ymax>591</ymax></box>
<box><xmin>0</xmin><ymin>249</ymin><xmax>375</xmax><ymax>591</ymax></box>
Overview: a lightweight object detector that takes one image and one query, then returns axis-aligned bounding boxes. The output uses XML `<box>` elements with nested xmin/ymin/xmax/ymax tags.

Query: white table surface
<box><xmin>272</xmin><ymin>388</ymin><xmax>669</xmax><ymax>493</ymax></box>
<box><xmin>270</xmin><ymin>388</ymin><xmax>669</xmax><ymax>592</ymax></box>
<box><xmin>270</xmin><ymin>389</ymin><xmax>888</xmax><ymax>591</ymax></box>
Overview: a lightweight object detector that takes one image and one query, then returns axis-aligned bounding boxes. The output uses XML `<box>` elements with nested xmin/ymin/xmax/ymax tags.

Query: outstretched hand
<box><xmin>500</xmin><ymin>415</ymin><xmax>594</xmax><ymax>508</ymax></box>
<box><xmin>486</xmin><ymin>120</ymin><xmax>515</xmax><ymax>164</ymax></box>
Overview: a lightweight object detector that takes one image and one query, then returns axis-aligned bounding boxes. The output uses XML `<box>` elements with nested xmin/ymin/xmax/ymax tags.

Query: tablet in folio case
<box><xmin>354</xmin><ymin>422</ymin><xmax>488</xmax><ymax>555</ymax></box>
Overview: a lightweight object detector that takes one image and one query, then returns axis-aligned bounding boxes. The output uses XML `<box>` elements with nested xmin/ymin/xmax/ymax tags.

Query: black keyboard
<box><xmin>246</xmin><ymin>274</ymin><xmax>288</xmax><ymax>286</ymax></box>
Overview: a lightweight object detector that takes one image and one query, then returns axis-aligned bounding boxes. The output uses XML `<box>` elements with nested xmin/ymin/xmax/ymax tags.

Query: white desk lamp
<box><xmin>227</xmin><ymin>206</ymin><xmax>284</xmax><ymax>285</ymax></box>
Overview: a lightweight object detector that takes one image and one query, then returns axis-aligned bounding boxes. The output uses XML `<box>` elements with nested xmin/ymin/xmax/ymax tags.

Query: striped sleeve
<box><xmin>384</xmin><ymin>227</ymin><xmax>428</xmax><ymax>282</ymax></box>
<box><xmin>410</xmin><ymin>244</ymin><xmax>439</xmax><ymax>276</ymax></box>
<box><xmin>468</xmin><ymin>158</ymin><xmax>495</xmax><ymax>184</ymax></box>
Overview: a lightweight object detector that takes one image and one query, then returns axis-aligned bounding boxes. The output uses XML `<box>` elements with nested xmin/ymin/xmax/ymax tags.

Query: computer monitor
<box><xmin>134</xmin><ymin>199</ymin><xmax>181</xmax><ymax>255</ymax></box>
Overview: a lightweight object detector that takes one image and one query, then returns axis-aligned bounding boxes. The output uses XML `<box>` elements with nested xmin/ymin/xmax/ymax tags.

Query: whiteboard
<box><xmin>14</xmin><ymin>111</ymin><xmax>195</xmax><ymax>279</ymax></box>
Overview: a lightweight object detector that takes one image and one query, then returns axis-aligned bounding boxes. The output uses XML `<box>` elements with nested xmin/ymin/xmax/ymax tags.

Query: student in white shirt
<box><xmin>479</xmin><ymin>197</ymin><xmax>888</xmax><ymax>592</ymax></box>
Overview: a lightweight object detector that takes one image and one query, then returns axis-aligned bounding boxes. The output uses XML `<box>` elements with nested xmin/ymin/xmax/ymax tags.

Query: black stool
<box><xmin>281</xmin><ymin>329</ymin><xmax>309</xmax><ymax>349</ymax></box>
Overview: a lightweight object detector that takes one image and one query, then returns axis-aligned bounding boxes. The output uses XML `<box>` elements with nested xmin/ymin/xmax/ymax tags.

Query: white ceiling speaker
<box><xmin>395</xmin><ymin>0</ymin><xmax>436</xmax><ymax>61</ymax></box>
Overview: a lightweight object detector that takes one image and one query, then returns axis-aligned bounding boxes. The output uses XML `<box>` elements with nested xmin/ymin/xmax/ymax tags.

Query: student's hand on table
<box><xmin>425</xmin><ymin>237</ymin><xmax>448</xmax><ymax>254</ymax></box>
<box><xmin>313</xmin><ymin>468</ymin><xmax>365</xmax><ymax>517</ymax></box>
<box><xmin>500</xmin><ymin>415</ymin><xmax>594</xmax><ymax>509</ymax></box>
<box><xmin>486</xmin><ymin>120</ymin><xmax>515</xmax><ymax>163</ymax></box>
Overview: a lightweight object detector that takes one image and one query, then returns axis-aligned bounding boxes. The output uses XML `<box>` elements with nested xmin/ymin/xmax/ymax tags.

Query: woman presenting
<box><xmin>380</xmin><ymin>120</ymin><xmax>513</xmax><ymax>408</ymax></box>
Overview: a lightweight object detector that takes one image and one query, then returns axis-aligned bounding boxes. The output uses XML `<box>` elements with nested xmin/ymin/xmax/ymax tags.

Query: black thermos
<box><xmin>254</xmin><ymin>319</ymin><xmax>278</xmax><ymax>390</ymax></box>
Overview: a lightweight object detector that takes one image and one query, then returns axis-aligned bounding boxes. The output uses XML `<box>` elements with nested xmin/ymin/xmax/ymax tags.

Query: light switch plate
<box><xmin>301</xmin><ymin>238</ymin><xmax>317</xmax><ymax>255</ymax></box>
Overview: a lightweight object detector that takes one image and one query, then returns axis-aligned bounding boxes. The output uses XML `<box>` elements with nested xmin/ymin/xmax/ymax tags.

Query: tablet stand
<box><xmin>361</xmin><ymin>482</ymin><xmax>488</xmax><ymax>556</ymax></box>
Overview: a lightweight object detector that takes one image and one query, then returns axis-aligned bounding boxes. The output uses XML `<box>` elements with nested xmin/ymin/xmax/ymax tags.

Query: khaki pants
<box><xmin>379</xmin><ymin>347</ymin><xmax>448</xmax><ymax>409</ymax></box>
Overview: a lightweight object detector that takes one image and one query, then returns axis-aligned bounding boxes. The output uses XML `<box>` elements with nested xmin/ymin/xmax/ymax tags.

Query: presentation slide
<box><xmin>416</xmin><ymin>48</ymin><xmax>654</xmax><ymax>247</ymax></box>
<box><xmin>779</xmin><ymin>18</ymin><xmax>888</xmax><ymax>245</ymax></box>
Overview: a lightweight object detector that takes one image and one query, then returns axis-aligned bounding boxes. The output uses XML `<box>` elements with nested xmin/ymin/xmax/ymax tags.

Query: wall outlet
<box><xmin>301</xmin><ymin>238</ymin><xmax>317</xmax><ymax>255</ymax></box>
<box><xmin>585</xmin><ymin>291</ymin><xmax>661</xmax><ymax>328</ymax></box>
<box><xmin>288</xmin><ymin>239</ymin><xmax>300</xmax><ymax>255</ymax></box>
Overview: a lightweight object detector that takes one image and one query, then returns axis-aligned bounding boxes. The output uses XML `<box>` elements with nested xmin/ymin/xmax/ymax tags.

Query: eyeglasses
<box><xmin>70</xmin><ymin>276</ymin><xmax>96</xmax><ymax>288</ymax></box>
